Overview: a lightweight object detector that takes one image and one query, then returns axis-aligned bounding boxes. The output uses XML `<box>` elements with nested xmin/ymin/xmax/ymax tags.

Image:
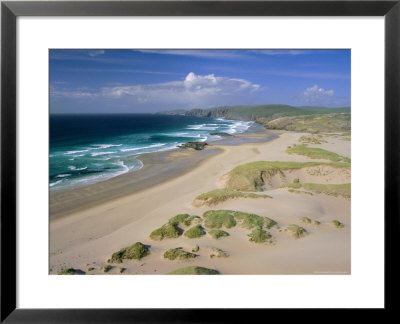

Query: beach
<box><xmin>49</xmin><ymin>126</ymin><xmax>350</xmax><ymax>275</ymax></box>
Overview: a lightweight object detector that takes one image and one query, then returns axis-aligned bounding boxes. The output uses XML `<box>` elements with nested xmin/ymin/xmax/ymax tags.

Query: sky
<box><xmin>50</xmin><ymin>49</ymin><xmax>351</xmax><ymax>114</ymax></box>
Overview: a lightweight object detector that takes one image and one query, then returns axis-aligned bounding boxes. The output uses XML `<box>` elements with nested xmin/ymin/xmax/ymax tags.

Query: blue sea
<box><xmin>50</xmin><ymin>114</ymin><xmax>253</xmax><ymax>190</ymax></box>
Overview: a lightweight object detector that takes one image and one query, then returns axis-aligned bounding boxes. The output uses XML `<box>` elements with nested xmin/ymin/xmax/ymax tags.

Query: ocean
<box><xmin>50</xmin><ymin>114</ymin><xmax>253</xmax><ymax>190</ymax></box>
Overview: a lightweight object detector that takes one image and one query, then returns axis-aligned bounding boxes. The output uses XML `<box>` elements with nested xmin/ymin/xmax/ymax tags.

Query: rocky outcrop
<box><xmin>178</xmin><ymin>142</ymin><xmax>208</xmax><ymax>150</ymax></box>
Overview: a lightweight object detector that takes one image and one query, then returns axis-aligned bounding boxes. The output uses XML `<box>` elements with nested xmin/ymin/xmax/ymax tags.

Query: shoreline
<box><xmin>50</xmin><ymin>129</ymin><xmax>350</xmax><ymax>275</ymax></box>
<box><xmin>50</xmin><ymin>124</ymin><xmax>277</xmax><ymax>219</ymax></box>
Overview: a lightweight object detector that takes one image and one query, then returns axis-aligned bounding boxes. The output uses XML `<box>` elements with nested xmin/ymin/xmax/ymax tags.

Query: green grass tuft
<box><xmin>264</xmin><ymin>217</ymin><xmax>278</xmax><ymax>229</ymax></box>
<box><xmin>234</xmin><ymin>211</ymin><xmax>265</xmax><ymax>229</ymax></box>
<box><xmin>203</xmin><ymin>210</ymin><xmax>277</xmax><ymax>231</ymax></box>
<box><xmin>287</xmin><ymin>225</ymin><xmax>308</xmax><ymax>239</ymax></box>
<box><xmin>299</xmin><ymin>135</ymin><xmax>327</xmax><ymax>144</ymax></box>
<box><xmin>203</xmin><ymin>210</ymin><xmax>237</xmax><ymax>229</ymax></box>
<box><xmin>166</xmin><ymin>266</ymin><xmax>219</xmax><ymax>275</ymax></box>
<box><xmin>195</xmin><ymin>189</ymin><xmax>271</xmax><ymax>206</ymax></box>
<box><xmin>314</xmin><ymin>220</ymin><xmax>321</xmax><ymax>226</ymax></box>
<box><xmin>248</xmin><ymin>228</ymin><xmax>272</xmax><ymax>243</ymax></box>
<box><xmin>208</xmin><ymin>229</ymin><xmax>230</xmax><ymax>239</ymax></box>
<box><xmin>192</xmin><ymin>245</ymin><xmax>200</xmax><ymax>252</ymax></box>
<box><xmin>163</xmin><ymin>247</ymin><xmax>197</xmax><ymax>260</ymax></box>
<box><xmin>184</xmin><ymin>225</ymin><xmax>206</xmax><ymax>238</ymax></box>
<box><xmin>150</xmin><ymin>223</ymin><xmax>180</xmax><ymax>241</ymax></box>
<box><xmin>58</xmin><ymin>268</ymin><xmax>77</xmax><ymax>275</ymax></box>
<box><xmin>103</xmin><ymin>265</ymin><xmax>113</xmax><ymax>273</ymax></box>
<box><xmin>168</xmin><ymin>214</ymin><xmax>200</xmax><ymax>227</ymax></box>
<box><xmin>332</xmin><ymin>220</ymin><xmax>344</xmax><ymax>228</ymax></box>
<box><xmin>150</xmin><ymin>214</ymin><xmax>202</xmax><ymax>240</ymax></box>
<box><xmin>301</xmin><ymin>217</ymin><xmax>312</xmax><ymax>224</ymax></box>
<box><xmin>110</xmin><ymin>242</ymin><xmax>150</xmax><ymax>263</ymax></box>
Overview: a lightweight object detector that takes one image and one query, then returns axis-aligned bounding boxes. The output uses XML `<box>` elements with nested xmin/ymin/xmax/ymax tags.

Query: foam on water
<box><xmin>50</xmin><ymin>115</ymin><xmax>254</xmax><ymax>191</ymax></box>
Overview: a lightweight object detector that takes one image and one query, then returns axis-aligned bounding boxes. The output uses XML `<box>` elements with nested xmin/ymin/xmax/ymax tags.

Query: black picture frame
<box><xmin>1</xmin><ymin>0</ymin><xmax>399</xmax><ymax>322</ymax></box>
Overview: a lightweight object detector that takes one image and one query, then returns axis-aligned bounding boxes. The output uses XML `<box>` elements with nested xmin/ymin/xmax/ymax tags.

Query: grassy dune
<box><xmin>261</xmin><ymin>113</ymin><xmax>350</xmax><ymax>133</ymax></box>
<box><xmin>184</xmin><ymin>225</ymin><xmax>206</xmax><ymax>238</ymax></box>
<box><xmin>225</xmin><ymin>161</ymin><xmax>349</xmax><ymax>192</ymax></box>
<box><xmin>208</xmin><ymin>229</ymin><xmax>230</xmax><ymax>239</ymax></box>
<box><xmin>203</xmin><ymin>210</ymin><xmax>277</xmax><ymax>231</ymax></box>
<box><xmin>110</xmin><ymin>242</ymin><xmax>149</xmax><ymax>263</ymax></box>
<box><xmin>163</xmin><ymin>247</ymin><xmax>197</xmax><ymax>260</ymax></box>
<box><xmin>299</xmin><ymin>135</ymin><xmax>327</xmax><ymax>144</ymax></box>
<box><xmin>286</xmin><ymin>144</ymin><xmax>350</xmax><ymax>163</ymax></box>
<box><xmin>248</xmin><ymin>228</ymin><xmax>272</xmax><ymax>243</ymax></box>
<box><xmin>195</xmin><ymin>189</ymin><xmax>271</xmax><ymax>206</ymax></box>
<box><xmin>150</xmin><ymin>214</ymin><xmax>201</xmax><ymax>240</ymax></box>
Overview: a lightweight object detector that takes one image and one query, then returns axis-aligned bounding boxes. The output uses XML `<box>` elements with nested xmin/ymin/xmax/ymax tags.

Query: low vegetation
<box><xmin>203</xmin><ymin>210</ymin><xmax>277</xmax><ymax>233</ymax></box>
<box><xmin>299</xmin><ymin>135</ymin><xmax>327</xmax><ymax>144</ymax></box>
<box><xmin>203</xmin><ymin>210</ymin><xmax>237</xmax><ymax>229</ymax></box>
<box><xmin>150</xmin><ymin>223</ymin><xmax>180</xmax><ymax>241</ymax></box>
<box><xmin>150</xmin><ymin>214</ymin><xmax>201</xmax><ymax>241</ymax></box>
<box><xmin>264</xmin><ymin>217</ymin><xmax>278</xmax><ymax>229</ymax></box>
<box><xmin>166</xmin><ymin>266</ymin><xmax>219</xmax><ymax>275</ymax></box>
<box><xmin>314</xmin><ymin>220</ymin><xmax>321</xmax><ymax>226</ymax></box>
<box><xmin>195</xmin><ymin>189</ymin><xmax>271</xmax><ymax>206</ymax></box>
<box><xmin>184</xmin><ymin>225</ymin><xmax>206</xmax><ymax>238</ymax></box>
<box><xmin>110</xmin><ymin>242</ymin><xmax>150</xmax><ymax>263</ymax></box>
<box><xmin>209</xmin><ymin>247</ymin><xmax>229</xmax><ymax>258</ymax></box>
<box><xmin>225</xmin><ymin>161</ymin><xmax>349</xmax><ymax>192</ymax></box>
<box><xmin>208</xmin><ymin>229</ymin><xmax>230</xmax><ymax>239</ymax></box>
<box><xmin>163</xmin><ymin>247</ymin><xmax>197</xmax><ymax>260</ymax></box>
<box><xmin>285</xmin><ymin>183</ymin><xmax>351</xmax><ymax>199</ymax></box>
<box><xmin>58</xmin><ymin>268</ymin><xmax>78</xmax><ymax>275</ymax></box>
<box><xmin>301</xmin><ymin>217</ymin><xmax>312</xmax><ymax>224</ymax></box>
<box><xmin>168</xmin><ymin>214</ymin><xmax>201</xmax><ymax>227</ymax></box>
<box><xmin>332</xmin><ymin>220</ymin><xmax>345</xmax><ymax>228</ymax></box>
<box><xmin>103</xmin><ymin>265</ymin><xmax>113</xmax><ymax>273</ymax></box>
<box><xmin>248</xmin><ymin>228</ymin><xmax>272</xmax><ymax>243</ymax></box>
<box><xmin>234</xmin><ymin>211</ymin><xmax>265</xmax><ymax>229</ymax></box>
<box><xmin>286</xmin><ymin>144</ymin><xmax>350</xmax><ymax>164</ymax></box>
<box><xmin>261</xmin><ymin>113</ymin><xmax>351</xmax><ymax>133</ymax></box>
<box><xmin>286</xmin><ymin>225</ymin><xmax>308</xmax><ymax>239</ymax></box>
<box><xmin>192</xmin><ymin>245</ymin><xmax>199</xmax><ymax>252</ymax></box>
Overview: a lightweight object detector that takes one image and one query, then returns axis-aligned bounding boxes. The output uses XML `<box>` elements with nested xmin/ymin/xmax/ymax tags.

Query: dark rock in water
<box><xmin>178</xmin><ymin>142</ymin><xmax>208</xmax><ymax>150</ymax></box>
<box><xmin>210</xmin><ymin>132</ymin><xmax>233</xmax><ymax>137</ymax></box>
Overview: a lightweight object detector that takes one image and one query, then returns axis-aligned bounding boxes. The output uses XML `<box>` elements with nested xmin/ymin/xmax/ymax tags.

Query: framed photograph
<box><xmin>1</xmin><ymin>0</ymin><xmax>398</xmax><ymax>321</ymax></box>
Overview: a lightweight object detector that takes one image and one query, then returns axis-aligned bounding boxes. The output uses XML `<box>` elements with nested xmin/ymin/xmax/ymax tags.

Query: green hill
<box><xmin>157</xmin><ymin>104</ymin><xmax>350</xmax><ymax>122</ymax></box>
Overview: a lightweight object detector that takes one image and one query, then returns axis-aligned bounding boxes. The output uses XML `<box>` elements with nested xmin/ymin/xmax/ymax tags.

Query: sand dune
<box><xmin>50</xmin><ymin>130</ymin><xmax>351</xmax><ymax>275</ymax></box>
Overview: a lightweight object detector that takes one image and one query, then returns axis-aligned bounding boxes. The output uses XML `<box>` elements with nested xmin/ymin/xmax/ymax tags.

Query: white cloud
<box><xmin>100</xmin><ymin>72</ymin><xmax>260</xmax><ymax>107</ymax></box>
<box><xmin>50</xmin><ymin>87</ymin><xmax>98</xmax><ymax>99</ymax></box>
<box><xmin>300</xmin><ymin>85</ymin><xmax>334</xmax><ymax>105</ymax></box>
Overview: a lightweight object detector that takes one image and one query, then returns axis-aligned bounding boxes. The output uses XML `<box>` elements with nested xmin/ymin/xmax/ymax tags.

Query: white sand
<box><xmin>50</xmin><ymin>131</ymin><xmax>351</xmax><ymax>275</ymax></box>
